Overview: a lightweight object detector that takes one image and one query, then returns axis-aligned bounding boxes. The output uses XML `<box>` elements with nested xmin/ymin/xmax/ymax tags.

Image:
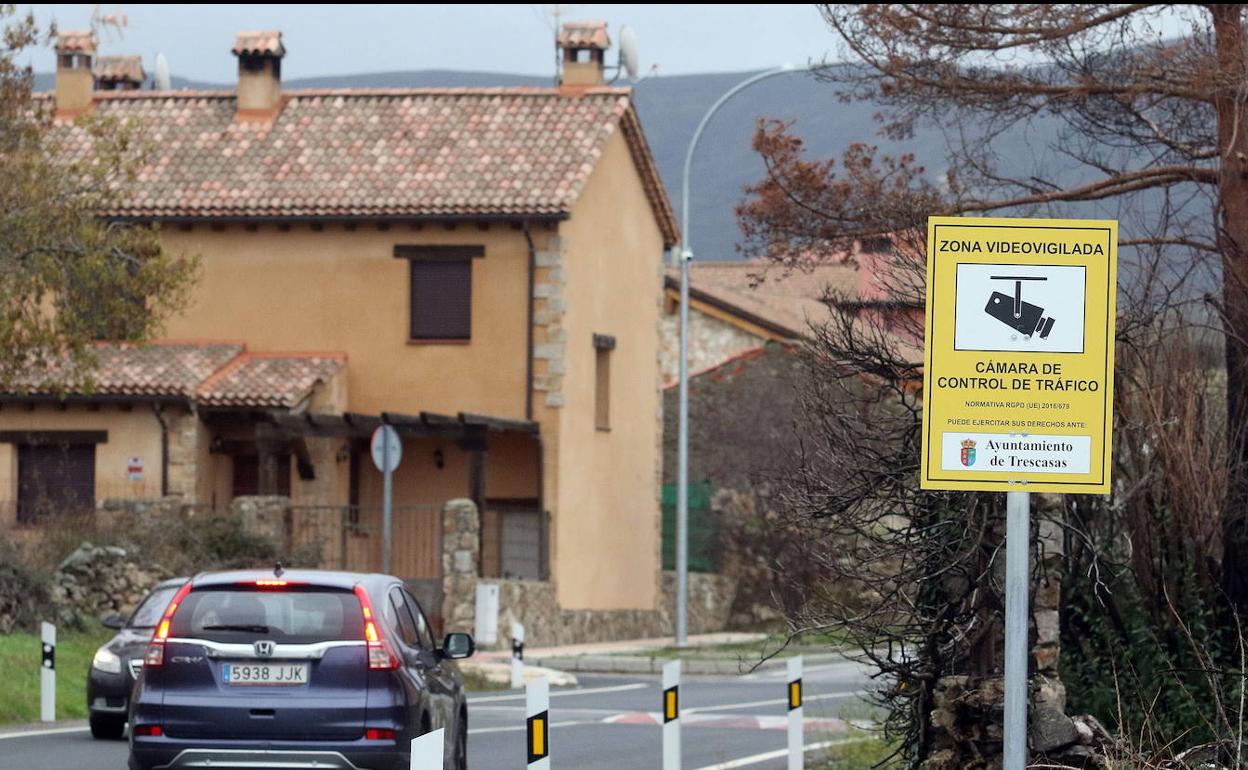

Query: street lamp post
<box><xmin>675</xmin><ymin>64</ymin><xmax>797</xmax><ymax>647</ymax></box>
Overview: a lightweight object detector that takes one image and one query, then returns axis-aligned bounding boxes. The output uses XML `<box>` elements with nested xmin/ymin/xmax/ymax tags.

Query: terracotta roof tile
<box><xmin>55</xmin><ymin>30</ymin><xmax>95</xmax><ymax>55</ymax></box>
<box><xmin>12</xmin><ymin>343</ymin><xmax>343</xmax><ymax>408</ymax></box>
<box><xmin>50</xmin><ymin>87</ymin><xmax>678</xmax><ymax>244</ymax></box>
<box><xmin>94</xmin><ymin>55</ymin><xmax>145</xmax><ymax>85</ymax></box>
<box><xmin>196</xmin><ymin>353</ymin><xmax>344</xmax><ymax>408</ymax></box>
<box><xmin>233</xmin><ymin>30</ymin><xmax>285</xmax><ymax>57</ymax></box>
<box><xmin>557</xmin><ymin>21</ymin><xmax>610</xmax><ymax>49</ymax></box>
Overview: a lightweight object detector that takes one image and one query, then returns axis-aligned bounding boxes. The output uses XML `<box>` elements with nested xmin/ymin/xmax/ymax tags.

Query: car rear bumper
<box><xmin>131</xmin><ymin>741</ymin><xmax>405</xmax><ymax>770</ymax></box>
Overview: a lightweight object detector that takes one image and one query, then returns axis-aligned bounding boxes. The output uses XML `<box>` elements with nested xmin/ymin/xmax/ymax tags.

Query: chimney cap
<box><xmin>55</xmin><ymin>29</ymin><xmax>96</xmax><ymax>55</ymax></box>
<box><xmin>94</xmin><ymin>55</ymin><xmax>146</xmax><ymax>85</ymax></box>
<box><xmin>232</xmin><ymin>30</ymin><xmax>285</xmax><ymax>57</ymax></box>
<box><xmin>557</xmin><ymin>21</ymin><xmax>610</xmax><ymax>50</ymax></box>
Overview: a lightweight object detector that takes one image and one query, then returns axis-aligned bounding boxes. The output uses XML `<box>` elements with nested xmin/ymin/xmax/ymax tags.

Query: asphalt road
<box><xmin>0</xmin><ymin>655</ymin><xmax>876</xmax><ymax>770</ymax></box>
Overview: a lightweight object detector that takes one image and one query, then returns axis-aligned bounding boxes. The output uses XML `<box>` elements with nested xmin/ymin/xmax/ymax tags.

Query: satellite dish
<box><xmin>154</xmin><ymin>53</ymin><xmax>171</xmax><ymax>90</ymax></box>
<box><xmin>619</xmin><ymin>25</ymin><xmax>639</xmax><ymax>81</ymax></box>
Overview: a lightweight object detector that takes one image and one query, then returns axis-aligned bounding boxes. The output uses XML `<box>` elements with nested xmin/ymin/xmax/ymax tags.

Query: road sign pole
<box><xmin>382</xmin><ymin>437</ymin><xmax>393</xmax><ymax>575</ymax></box>
<box><xmin>410</xmin><ymin>727</ymin><xmax>444</xmax><ymax>769</ymax></box>
<box><xmin>787</xmin><ymin>655</ymin><xmax>803</xmax><ymax>770</ymax></box>
<box><xmin>40</xmin><ymin>621</ymin><xmax>55</xmax><ymax>722</ymax></box>
<box><xmin>1003</xmin><ymin>490</ymin><xmax>1030</xmax><ymax>770</ymax></box>
<box><xmin>662</xmin><ymin>659</ymin><xmax>681</xmax><ymax>770</ymax></box>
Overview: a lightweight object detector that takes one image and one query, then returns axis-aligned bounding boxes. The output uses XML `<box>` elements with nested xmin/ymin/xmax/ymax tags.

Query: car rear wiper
<box><xmin>201</xmin><ymin>624</ymin><xmax>272</xmax><ymax>633</ymax></box>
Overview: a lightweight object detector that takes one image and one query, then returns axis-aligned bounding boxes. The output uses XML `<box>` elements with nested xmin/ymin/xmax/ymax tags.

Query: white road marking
<box><xmin>0</xmin><ymin>726</ymin><xmax>89</xmax><ymax>741</ymax></box>
<box><xmin>685</xmin><ymin>690</ymin><xmax>866</xmax><ymax>714</ymax></box>
<box><xmin>690</xmin><ymin>737</ymin><xmax>871</xmax><ymax>770</ymax></box>
<box><xmin>469</xmin><ymin>720</ymin><xmax>592</xmax><ymax>735</ymax></box>
<box><xmin>468</xmin><ymin>681</ymin><xmax>648</xmax><ymax>704</ymax></box>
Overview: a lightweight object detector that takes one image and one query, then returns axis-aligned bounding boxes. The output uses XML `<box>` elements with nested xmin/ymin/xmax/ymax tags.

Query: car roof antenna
<box><xmin>274</xmin><ymin>561</ymin><xmax>285</xmax><ymax>578</ymax></box>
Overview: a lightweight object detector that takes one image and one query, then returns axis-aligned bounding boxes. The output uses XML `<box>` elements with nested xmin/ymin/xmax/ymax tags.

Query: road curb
<box><xmin>531</xmin><ymin>652</ymin><xmax>846</xmax><ymax>676</ymax></box>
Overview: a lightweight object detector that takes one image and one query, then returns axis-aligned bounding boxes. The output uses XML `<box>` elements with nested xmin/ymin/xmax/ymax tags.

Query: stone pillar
<box><xmin>441</xmin><ymin>498</ymin><xmax>480</xmax><ymax>633</ymax></box>
<box><xmin>532</xmin><ymin>235</ymin><xmax>568</xmax><ymax>409</ymax></box>
<box><xmin>231</xmin><ymin>495</ymin><xmax>292</xmax><ymax>552</ymax></box>
<box><xmin>164</xmin><ymin>407</ymin><xmax>201</xmax><ymax>500</ymax></box>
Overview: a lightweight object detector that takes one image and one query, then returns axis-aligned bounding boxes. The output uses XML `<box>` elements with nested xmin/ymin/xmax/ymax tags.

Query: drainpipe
<box><xmin>523</xmin><ymin>223</ymin><xmax>536</xmax><ymax>422</ymax></box>
<box><xmin>151</xmin><ymin>403</ymin><xmax>169</xmax><ymax>497</ymax></box>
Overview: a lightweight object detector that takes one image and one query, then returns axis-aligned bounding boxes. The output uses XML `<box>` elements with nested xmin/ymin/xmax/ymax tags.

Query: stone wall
<box><xmin>439</xmin><ymin>498</ymin><xmax>737</xmax><ymax>647</ymax></box>
<box><xmin>658</xmin><ymin>303</ymin><xmax>765</xmax><ymax>385</ymax></box>
<box><xmin>922</xmin><ymin>502</ymin><xmax>1103</xmax><ymax>770</ymax></box>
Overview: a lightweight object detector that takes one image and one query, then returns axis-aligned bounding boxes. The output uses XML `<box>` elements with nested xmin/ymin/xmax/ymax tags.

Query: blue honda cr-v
<box><xmin>128</xmin><ymin>568</ymin><xmax>474</xmax><ymax>770</ymax></box>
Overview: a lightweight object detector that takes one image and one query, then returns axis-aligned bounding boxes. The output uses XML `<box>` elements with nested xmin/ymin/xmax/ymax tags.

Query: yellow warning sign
<box><xmin>920</xmin><ymin>216</ymin><xmax>1118</xmax><ymax>494</ymax></box>
<box><xmin>788</xmin><ymin>680</ymin><xmax>802</xmax><ymax>711</ymax></box>
<box><xmin>663</xmin><ymin>686</ymin><xmax>679</xmax><ymax>723</ymax></box>
<box><xmin>527</xmin><ymin>711</ymin><xmax>548</xmax><ymax>762</ymax></box>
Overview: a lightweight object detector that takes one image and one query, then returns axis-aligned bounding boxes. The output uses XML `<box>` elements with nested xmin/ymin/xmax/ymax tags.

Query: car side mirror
<box><xmin>441</xmin><ymin>632</ymin><xmax>475</xmax><ymax>660</ymax></box>
<box><xmin>101</xmin><ymin>614</ymin><xmax>124</xmax><ymax>630</ymax></box>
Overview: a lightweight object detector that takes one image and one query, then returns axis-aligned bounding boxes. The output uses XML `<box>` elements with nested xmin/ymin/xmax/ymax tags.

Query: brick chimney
<box><xmin>94</xmin><ymin>55</ymin><xmax>145</xmax><ymax>91</ymax></box>
<box><xmin>557</xmin><ymin>21</ymin><xmax>610</xmax><ymax>87</ymax></box>
<box><xmin>232</xmin><ymin>30</ymin><xmax>285</xmax><ymax>120</ymax></box>
<box><xmin>54</xmin><ymin>30</ymin><xmax>96</xmax><ymax>118</ymax></box>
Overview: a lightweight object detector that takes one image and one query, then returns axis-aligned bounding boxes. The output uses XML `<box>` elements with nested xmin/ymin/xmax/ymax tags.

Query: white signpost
<box><xmin>526</xmin><ymin>676</ymin><xmax>550</xmax><ymax>769</ymax></box>
<box><xmin>409</xmin><ymin>728</ymin><xmax>444</xmax><ymax>769</ymax></box>
<box><xmin>662</xmin><ymin>660</ymin><xmax>681</xmax><ymax>770</ymax></box>
<box><xmin>511</xmin><ymin>621</ymin><xmax>526</xmax><ymax>689</ymax></box>
<box><xmin>40</xmin><ymin>622</ymin><xmax>55</xmax><ymax>722</ymax></box>
<box><xmin>370</xmin><ymin>425</ymin><xmax>402</xmax><ymax>575</ymax></box>
<box><xmin>787</xmin><ymin>656</ymin><xmax>803</xmax><ymax>770</ymax></box>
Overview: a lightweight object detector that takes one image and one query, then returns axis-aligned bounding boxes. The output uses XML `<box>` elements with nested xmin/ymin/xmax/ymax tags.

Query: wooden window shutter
<box><xmin>410</xmin><ymin>259</ymin><xmax>473</xmax><ymax>340</ymax></box>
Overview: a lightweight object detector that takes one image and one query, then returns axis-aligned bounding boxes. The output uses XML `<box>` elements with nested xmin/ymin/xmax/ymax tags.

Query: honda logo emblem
<box><xmin>254</xmin><ymin>640</ymin><xmax>275</xmax><ymax>658</ymax></box>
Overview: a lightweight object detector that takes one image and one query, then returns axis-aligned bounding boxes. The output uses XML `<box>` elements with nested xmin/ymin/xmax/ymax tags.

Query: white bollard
<box><xmin>526</xmin><ymin>676</ymin><xmax>550</xmax><ymax>769</ymax></box>
<box><xmin>662</xmin><ymin>659</ymin><xmax>681</xmax><ymax>770</ymax></box>
<box><xmin>511</xmin><ymin>621</ymin><xmax>526</xmax><ymax>689</ymax></box>
<box><xmin>787</xmin><ymin>656</ymin><xmax>803</xmax><ymax>770</ymax></box>
<box><xmin>410</xmin><ymin>727</ymin><xmax>444</xmax><ymax>769</ymax></box>
<box><xmin>40</xmin><ymin>621</ymin><xmax>56</xmax><ymax>723</ymax></box>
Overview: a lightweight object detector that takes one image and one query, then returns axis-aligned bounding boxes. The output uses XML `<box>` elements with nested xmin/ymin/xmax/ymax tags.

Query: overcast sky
<box><xmin>20</xmin><ymin>4</ymin><xmax>839</xmax><ymax>81</ymax></box>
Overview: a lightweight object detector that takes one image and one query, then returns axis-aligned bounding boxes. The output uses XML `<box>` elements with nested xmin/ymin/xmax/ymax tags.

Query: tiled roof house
<box><xmin>5</xmin><ymin>23</ymin><xmax>682</xmax><ymax>639</ymax></box>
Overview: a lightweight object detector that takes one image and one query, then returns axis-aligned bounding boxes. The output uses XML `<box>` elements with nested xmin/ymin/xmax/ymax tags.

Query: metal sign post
<box><xmin>40</xmin><ymin>621</ymin><xmax>55</xmax><ymax>722</ymax></box>
<box><xmin>1003</xmin><ymin>491</ymin><xmax>1030</xmax><ymax>770</ymax></box>
<box><xmin>370</xmin><ymin>425</ymin><xmax>402</xmax><ymax>575</ymax></box>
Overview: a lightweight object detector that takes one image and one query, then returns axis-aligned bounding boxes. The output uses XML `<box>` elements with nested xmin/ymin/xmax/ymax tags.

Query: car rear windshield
<box><xmin>128</xmin><ymin>584</ymin><xmax>183</xmax><ymax>630</ymax></box>
<box><xmin>169</xmin><ymin>585</ymin><xmax>365</xmax><ymax>644</ymax></box>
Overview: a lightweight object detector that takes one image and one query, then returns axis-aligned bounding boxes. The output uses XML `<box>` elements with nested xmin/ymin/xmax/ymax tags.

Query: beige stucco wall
<box><xmin>159</xmin><ymin>224</ymin><xmax>532</xmax><ymax>420</ymax></box>
<box><xmin>0</xmin><ymin>403</ymin><xmax>174</xmax><ymax>505</ymax></box>
<box><xmin>551</xmin><ymin>128</ymin><xmax>665</xmax><ymax>611</ymax></box>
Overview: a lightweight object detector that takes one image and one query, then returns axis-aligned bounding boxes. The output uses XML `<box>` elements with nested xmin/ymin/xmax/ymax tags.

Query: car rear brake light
<box><xmin>365</xmin><ymin>728</ymin><xmax>396</xmax><ymax>740</ymax></box>
<box><xmin>144</xmin><ymin>581</ymin><xmax>193</xmax><ymax>668</ymax></box>
<box><xmin>353</xmin><ymin>585</ymin><xmax>399</xmax><ymax>670</ymax></box>
<box><xmin>134</xmin><ymin>724</ymin><xmax>163</xmax><ymax>737</ymax></box>
<box><xmin>246</xmin><ymin>579</ymin><xmax>306</xmax><ymax>588</ymax></box>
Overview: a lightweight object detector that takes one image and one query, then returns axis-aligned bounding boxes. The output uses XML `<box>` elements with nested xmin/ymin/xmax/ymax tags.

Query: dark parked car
<box><xmin>88</xmin><ymin>577</ymin><xmax>189</xmax><ymax>739</ymax></box>
<box><xmin>128</xmin><ymin>569</ymin><xmax>474</xmax><ymax>770</ymax></box>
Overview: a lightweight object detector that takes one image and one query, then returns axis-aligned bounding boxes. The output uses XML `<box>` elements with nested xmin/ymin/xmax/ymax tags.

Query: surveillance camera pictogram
<box><xmin>953</xmin><ymin>264</ymin><xmax>1086</xmax><ymax>353</ymax></box>
<box><xmin>985</xmin><ymin>276</ymin><xmax>1055</xmax><ymax>340</ymax></box>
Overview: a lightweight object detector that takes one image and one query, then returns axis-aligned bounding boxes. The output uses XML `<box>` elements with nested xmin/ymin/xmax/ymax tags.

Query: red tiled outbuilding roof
<box><xmin>51</xmin><ymin>87</ymin><xmax>679</xmax><ymax>245</ymax></box>
<box><xmin>12</xmin><ymin>342</ymin><xmax>343</xmax><ymax>409</ymax></box>
<box><xmin>93</xmin><ymin>55</ymin><xmax>145</xmax><ymax>85</ymax></box>
<box><xmin>196</xmin><ymin>353</ymin><xmax>345</xmax><ymax>408</ymax></box>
